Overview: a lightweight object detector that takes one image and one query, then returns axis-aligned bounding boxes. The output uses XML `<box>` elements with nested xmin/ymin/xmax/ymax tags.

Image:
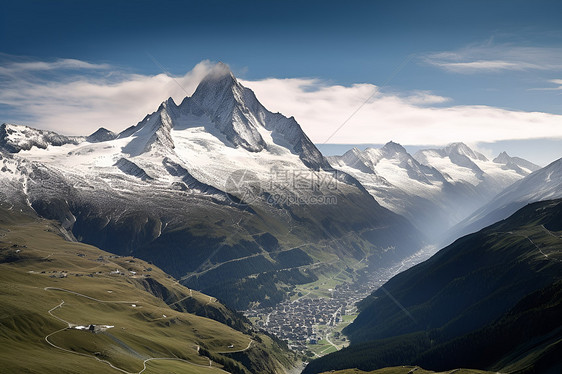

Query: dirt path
<box><xmin>43</xmin><ymin>289</ymin><xmax>229</xmax><ymax>374</ymax></box>
<box><xmin>44</xmin><ymin>287</ymin><xmax>139</xmax><ymax>304</ymax></box>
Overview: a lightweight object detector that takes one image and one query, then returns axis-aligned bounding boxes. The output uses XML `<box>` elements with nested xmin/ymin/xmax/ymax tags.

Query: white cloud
<box><xmin>530</xmin><ymin>78</ymin><xmax>562</xmax><ymax>91</ymax></box>
<box><xmin>424</xmin><ymin>43</ymin><xmax>562</xmax><ymax>73</ymax></box>
<box><xmin>430</xmin><ymin>60</ymin><xmax>536</xmax><ymax>73</ymax></box>
<box><xmin>402</xmin><ymin>91</ymin><xmax>451</xmax><ymax>105</ymax></box>
<box><xmin>0</xmin><ymin>58</ymin><xmax>112</xmax><ymax>76</ymax></box>
<box><xmin>0</xmin><ymin>59</ymin><xmax>215</xmax><ymax>135</ymax></box>
<box><xmin>1</xmin><ymin>58</ymin><xmax>562</xmax><ymax>148</ymax></box>
<box><xmin>242</xmin><ymin>77</ymin><xmax>562</xmax><ymax>145</ymax></box>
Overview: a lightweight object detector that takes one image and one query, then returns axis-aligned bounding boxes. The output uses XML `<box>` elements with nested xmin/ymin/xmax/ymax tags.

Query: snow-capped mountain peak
<box><xmin>118</xmin><ymin>99</ymin><xmax>177</xmax><ymax>156</ymax></box>
<box><xmin>179</xmin><ymin>63</ymin><xmax>267</xmax><ymax>153</ymax></box>
<box><xmin>86</xmin><ymin>127</ymin><xmax>117</xmax><ymax>143</ymax></box>
<box><xmin>493</xmin><ymin>151</ymin><xmax>512</xmax><ymax>164</ymax></box>
<box><xmin>334</xmin><ymin>147</ymin><xmax>376</xmax><ymax>175</ymax></box>
<box><xmin>173</xmin><ymin>63</ymin><xmax>328</xmax><ymax>168</ymax></box>
<box><xmin>415</xmin><ymin>143</ymin><xmax>487</xmax><ymax>182</ymax></box>
<box><xmin>441</xmin><ymin>142</ymin><xmax>487</xmax><ymax>161</ymax></box>
<box><xmin>493</xmin><ymin>151</ymin><xmax>540</xmax><ymax>174</ymax></box>
<box><xmin>189</xmin><ymin>62</ymin><xmax>239</xmax><ymax>107</ymax></box>
<box><xmin>329</xmin><ymin>141</ymin><xmax>541</xmax><ymax>242</ymax></box>
<box><xmin>381</xmin><ymin>141</ymin><xmax>408</xmax><ymax>156</ymax></box>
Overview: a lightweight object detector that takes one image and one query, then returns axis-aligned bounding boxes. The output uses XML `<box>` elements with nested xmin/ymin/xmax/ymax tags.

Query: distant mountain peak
<box><xmin>382</xmin><ymin>141</ymin><xmax>408</xmax><ymax>155</ymax></box>
<box><xmin>86</xmin><ymin>127</ymin><xmax>117</xmax><ymax>143</ymax></box>
<box><xmin>494</xmin><ymin>150</ymin><xmax>510</xmax><ymax>159</ymax></box>
<box><xmin>493</xmin><ymin>151</ymin><xmax>541</xmax><ymax>174</ymax></box>
<box><xmin>444</xmin><ymin>142</ymin><xmax>488</xmax><ymax>161</ymax></box>
<box><xmin>493</xmin><ymin>151</ymin><xmax>517</xmax><ymax>166</ymax></box>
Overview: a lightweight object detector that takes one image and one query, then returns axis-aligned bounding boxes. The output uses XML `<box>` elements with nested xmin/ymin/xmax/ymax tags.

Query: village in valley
<box><xmin>244</xmin><ymin>245</ymin><xmax>435</xmax><ymax>357</ymax></box>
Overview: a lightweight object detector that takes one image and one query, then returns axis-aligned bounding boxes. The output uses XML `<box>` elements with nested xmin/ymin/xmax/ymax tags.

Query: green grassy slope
<box><xmin>304</xmin><ymin>199</ymin><xmax>562</xmax><ymax>374</ymax></box>
<box><xmin>0</xmin><ymin>207</ymin><xmax>298</xmax><ymax>373</ymax></box>
<box><xmin>319</xmin><ymin>367</ymin><xmax>494</xmax><ymax>374</ymax></box>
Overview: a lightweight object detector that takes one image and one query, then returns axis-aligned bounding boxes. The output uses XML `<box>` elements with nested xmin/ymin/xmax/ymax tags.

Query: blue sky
<box><xmin>1</xmin><ymin>0</ymin><xmax>562</xmax><ymax>165</ymax></box>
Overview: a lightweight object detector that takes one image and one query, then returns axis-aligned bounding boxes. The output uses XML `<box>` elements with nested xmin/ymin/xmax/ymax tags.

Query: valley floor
<box><xmin>244</xmin><ymin>245</ymin><xmax>438</xmax><ymax>358</ymax></box>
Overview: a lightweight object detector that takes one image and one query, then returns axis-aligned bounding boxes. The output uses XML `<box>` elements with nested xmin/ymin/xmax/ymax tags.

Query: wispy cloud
<box><xmin>423</xmin><ymin>43</ymin><xmax>562</xmax><ymax>73</ymax></box>
<box><xmin>0</xmin><ymin>57</ymin><xmax>215</xmax><ymax>135</ymax></box>
<box><xmin>530</xmin><ymin>78</ymin><xmax>562</xmax><ymax>91</ymax></box>
<box><xmin>0</xmin><ymin>57</ymin><xmax>112</xmax><ymax>76</ymax></box>
<box><xmin>1</xmin><ymin>57</ymin><xmax>562</xmax><ymax>147</ymax></box>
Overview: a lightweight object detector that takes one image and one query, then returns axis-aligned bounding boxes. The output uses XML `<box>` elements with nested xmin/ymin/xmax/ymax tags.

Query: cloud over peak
<box><xmin>1</xmin><ymin>57</ymin><xmax>561</xmax><ymax>148</ymax></box>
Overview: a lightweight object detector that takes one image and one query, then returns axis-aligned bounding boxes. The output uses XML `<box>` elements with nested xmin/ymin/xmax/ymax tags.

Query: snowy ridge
<box><xmin>0</xmin><ymin>123</ymin><xmax>84</xmax><ymax>153</ymax></box>
<box><xmin>493</xmin><ymin>151</ymin><xmax>540</xmax><ymax>175</ymax></box>
<box><xmin>329</xmin><ymin>141</ymin><xmax>539</xmax><ymax>242</ymax></box>
<box><xmin>413</xmin><ymin>142</ymin><xmax>535</xmax><ymax>189</ymax></box>
<box><xmin>449</xmin><ymin>157</ymin><xmax>562</xmax><ymax>243</ymax></box>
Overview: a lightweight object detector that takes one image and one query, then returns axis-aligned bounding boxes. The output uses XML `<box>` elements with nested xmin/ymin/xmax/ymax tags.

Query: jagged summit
<box><xmin>442</xmin><ymin>142</ymin><xmax>488</xmax><ymax>161</ymax></box>
<box><xmin>159</xmin><ymin>97</ymin><xmax>178</xmax><ymax>111</ymax></box>
<box><xmin>185</xmin><ymin>62</ymin><xmax>245</xmax><ymax>114</ymax></box>
<box><xmin>184</xmin><ymin>64</ymin><xmax>267</xmax><ymax>153</ymax></box>
<box><xmin>116</xmin><ymin>62</ymin><xmax>329</xmax><ymax>169</ymax></box>
<box><xmin>493</xmin><ymin>151</ymin><xmax>540</xmax><ymax>173</ymax></box>
<box><xmin>380</xmin><ymin>141</ymin><xmax>409</xmax><ymax>156</ymax></box>
<box><xmin>493</xmin><ymin>151</ymin><xmax>511</xmax><ymax>164</ymax></box>
<box><xmin>336</xmin><ymin>147</ymin><xmax>376</xmax><ymax>175</ymax></box>
<box><xmin>190</xmin><ymin>62</ymin><xmax>238</xmax><ymax>102</ymax></box>
<box><xmin>86</xmin><ymin>127</ymin><xmax>117</xmax><ymax>143</ymax></box>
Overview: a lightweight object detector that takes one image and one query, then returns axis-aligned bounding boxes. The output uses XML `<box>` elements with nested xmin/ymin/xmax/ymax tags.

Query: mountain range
<box><xmin>1</xmin><ymin>62</ymin><xmax>561</xmax><ymax>373</ymax></box>
<box><xmin>0</xmin><ymin>64</ymin><xmax>423</xmax><ymax>310</ymax></box>
<box><xmin>328</xmin><ymin>142</ymin><xmax>539</xmax><ymax>242</ymax></box>
<box><xmin>448</xmin><ymin>157</ymin><xmax>562</xmax><ymax>244</ymax></box>
<box><xmin>0</xmin><ymin>63</ymin><xmax>557</xmax><ymax>312</ymax></box>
